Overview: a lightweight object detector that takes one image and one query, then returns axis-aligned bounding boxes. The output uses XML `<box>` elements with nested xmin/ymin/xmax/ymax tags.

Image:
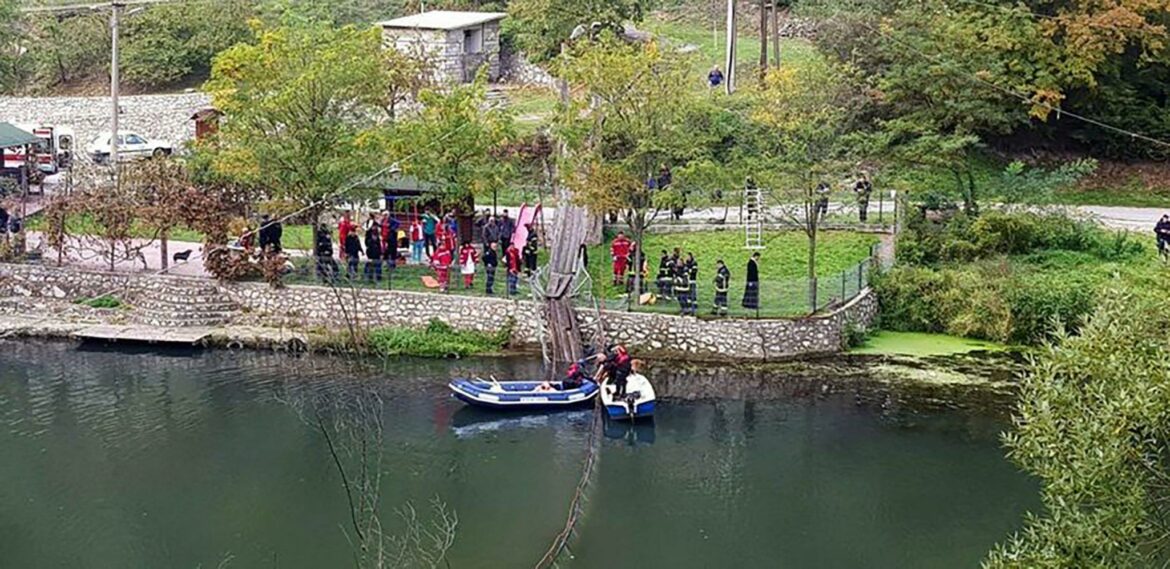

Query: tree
<box><xmin>985</xmin><ymin>287</ymin><xmax>1170</xmax><ymax>568</ymax></box>
<box><xmin>556</xmin><ymin>37</ymin><xmax>714</xmax><ymax>298</ymax></box>
<box><xmin>203</xmin><ymin>21</ymin><xmax>400</xmax><ymax>215</ymax></box>
<box><xmin>748</xmin><ymin>58</ymin><xmax>865</xmax><ymax>310</ymax></box>
<box><xmin>391</xmin><ymin>77</ymin><xmax>514</xmax><ymax>240</ymax></box>
<box><xmin>121</xmin><ymin>158</ymin><xmax>193</xmax><ymax>271</ymax></box>
<box><xmin>507</xmin><ymin>0</ymin><xmax>650</xmax><ymax>62</ymax></box>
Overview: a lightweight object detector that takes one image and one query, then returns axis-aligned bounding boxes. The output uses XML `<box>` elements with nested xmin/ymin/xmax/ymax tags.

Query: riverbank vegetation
<box><xmin>368</xmin><ymin>319</ymin><xmax>512</xmax><ymax>358</ymax></box>
<box><xmin>985</xmin><ymin>288</ymin><xmax>1170</xmax><ymax>567</ymax></box>
<box><xmin>875</xmin><ymin>209</ymin><xmax>1153</xmax><ymax>345</ymax></box>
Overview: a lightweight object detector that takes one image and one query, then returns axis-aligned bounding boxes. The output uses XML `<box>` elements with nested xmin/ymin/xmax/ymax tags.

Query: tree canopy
<box><xmin>202</xmin><ymin>21</ymin><xmax>399</xmax><ymax>209</ymax></box>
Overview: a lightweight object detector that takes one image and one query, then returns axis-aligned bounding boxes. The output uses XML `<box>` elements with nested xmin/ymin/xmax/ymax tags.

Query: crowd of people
<box><xmin>309</xmin><ymin>207</ymin><xmax>540</xmax><ymax>296</ymax></box>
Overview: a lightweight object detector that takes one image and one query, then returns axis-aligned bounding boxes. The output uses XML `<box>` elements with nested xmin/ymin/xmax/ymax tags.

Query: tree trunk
<box><xmin>160</xmin><ymin>231</ymin><xmax>169</xmax><ymax>271</ymax></box>
<box><xmin>807</xmin><ymin>231</ymin><xmax>817</xmax><ymax>313</ymax></box>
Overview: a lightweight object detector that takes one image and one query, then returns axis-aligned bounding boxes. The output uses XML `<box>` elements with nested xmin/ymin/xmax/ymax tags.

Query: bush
<box><xmin>368</xmin><ymin>318</ymin><xmax>512</xmax><ymax>358</ymax></box>
<box><xmin>74</xmin><ymin>295</ymin><xmax>122</xmax><ymax>309</ymax></box>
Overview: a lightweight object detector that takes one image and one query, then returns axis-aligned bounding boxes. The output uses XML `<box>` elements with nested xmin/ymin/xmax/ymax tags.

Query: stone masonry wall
<box><xmin>0</xmin><ymin>262</ymin><xmax>877</xmax><ymax>361</ymax></box>
<box><xmin>0</xmin><ymin>93</ymin><xmax>210</xmax><ymax>161</ymax></box>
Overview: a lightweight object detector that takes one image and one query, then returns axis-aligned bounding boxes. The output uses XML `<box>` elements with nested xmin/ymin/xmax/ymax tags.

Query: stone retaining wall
<box><xmin>0</xmin><ymin>262</ymin><xmax>877</xmax><ymax>361</ymax></box>
<box><xmin>0</xmin><ymin>93</ymin><xmax>209</xmax><ymax>159</ymax></box>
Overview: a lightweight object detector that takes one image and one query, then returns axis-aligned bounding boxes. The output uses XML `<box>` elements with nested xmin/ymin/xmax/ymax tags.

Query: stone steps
<box><xmin>131</xmin><ymin>279</ymin><xmax>239</xmax><ymax>328</ymax></box>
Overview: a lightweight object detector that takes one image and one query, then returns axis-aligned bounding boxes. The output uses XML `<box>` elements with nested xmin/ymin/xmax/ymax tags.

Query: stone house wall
<box><xmin>0</xmin><ymin>262</ymin><xmax>877</xmax><ymax>362</ymax></box>
<box><xmin>382</xmin><ymin>20</ymin><xmax>502</xmax><ymax>83</ymax></box>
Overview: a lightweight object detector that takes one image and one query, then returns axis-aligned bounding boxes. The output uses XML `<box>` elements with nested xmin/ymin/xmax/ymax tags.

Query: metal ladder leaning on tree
<box><xmin>744</xmin><ymin>182</ymin><xmax>765</xmax><ymax>250</ymax></box>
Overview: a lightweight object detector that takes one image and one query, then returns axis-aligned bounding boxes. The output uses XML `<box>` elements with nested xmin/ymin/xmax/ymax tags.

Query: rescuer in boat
<box><xmin>595</xmin><ymin>346</ymin><xmax>633</xmax><ymax>397</ymax></box>
<box><xmin>563</xmin><ymin>358</ymin><xmax>591</xmax><ymax>390</ymax></box>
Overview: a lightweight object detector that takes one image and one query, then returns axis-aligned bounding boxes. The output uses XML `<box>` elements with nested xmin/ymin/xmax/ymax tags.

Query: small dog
<box><xmin>172</xmin><ymin>249</ymin><xmax>194</xmax><ymax>263</ymax></box>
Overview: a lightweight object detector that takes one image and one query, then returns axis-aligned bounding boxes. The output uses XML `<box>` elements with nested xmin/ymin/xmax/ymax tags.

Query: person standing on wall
<box><xmin>713</xmin><ymin>259</ymin><xmax>731</xmax><ymax>316</ymax></box>
<box><xmin>483</xmin><ymin>242</ymin><xmax>499</xmax><ymax>295</ymax></box>
<box><xmin>611</xmin><ymin>231</ymin><xmax>632</xmax><ymax>286</ymax></box>
<box><xmin>743</xmin><ymin>252</ymin><xmax>760</xmax><ymax>311</ymax></box>
<box><xmin>854</xmin><ymin>173</ymin><xmax>873</xmax><ymax>223</ymax></box>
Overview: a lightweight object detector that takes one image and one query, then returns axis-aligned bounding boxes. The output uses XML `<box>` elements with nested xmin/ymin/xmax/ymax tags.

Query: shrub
<box><xmin>368</xmin><ymin>318</ymin><xmax>512</xmax><ymax>358</ymax></box>
<box><xmin>74</xmin><ymin>295</ymin><xmax>122</xmax><ymax>309</ymax></box>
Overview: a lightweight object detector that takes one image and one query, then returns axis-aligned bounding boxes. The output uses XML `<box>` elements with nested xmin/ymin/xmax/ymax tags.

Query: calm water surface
<box><xmin>0</xmin><ymin>341</ymin><xmax>1036</xmax><ymax>568</ymax></box>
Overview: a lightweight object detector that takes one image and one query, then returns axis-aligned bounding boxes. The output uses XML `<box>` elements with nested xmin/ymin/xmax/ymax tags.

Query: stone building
<box><xmin>379</xmin><ymin>10</ymin><xmax>506</xmax><ymax>84</ymax></box>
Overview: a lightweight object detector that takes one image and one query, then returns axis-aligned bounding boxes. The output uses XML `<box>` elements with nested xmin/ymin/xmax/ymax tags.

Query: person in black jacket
<box><xmin>483</xmin><ymin>242</ymin><xmax>499</xmax><ymax>295</ymax></box>
<box><xmin>656</xmin><ymin>250</ymin><xmax>673</xmax><ymax>298</ymax></box>
<box><xmin>344</xmin><ymin>230</ymin><xmax>362</xmax><ymax>280</ymax></box>
<box><xmin>314</xmin><ymin>224</ymin><xmax>338</xmax><ymax>282</ymax></box>
<box><xmin>743</xmin><ymin>252</ymin><xmax>760</xmax><ymax>310</ymax></box>
<box><xmin>713</xmin><ymin>259</ymin><xmax>731</xmax><ymax>316</ymax></box>
<box><xmin>685</xmin><ymin>252</ymin><xmax>698</xmax><ymax>307</ymax></box>
<box><xmin>1156</xmin><ymin>214</ymin><xmax>1170</xmax><ymax>260</ymax></box>
<box><xmin>363</xmin><ymin>226</ymin><xmax>382</xmax><ymax>282</ymax></box>
<box><xmin>522</xmin><ymin>228</ymin><xmax>538</xmax><ymax>277</ymax></box>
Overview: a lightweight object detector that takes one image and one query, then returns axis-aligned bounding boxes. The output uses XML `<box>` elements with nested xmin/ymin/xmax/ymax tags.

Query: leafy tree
<box><xmin>556</xmin><ymin>36</ymin><xmax>718</xmax><ymax>296</ymax></box>
<box><xmin>121</xmin><ymin>0</ymin><xmax>255</xmax><ymax>88</ymax></box>
<box><xmin>986</xmin><ymin>287</ymin><xmax>1170</xmax><ymax>568</ymax></box>
<box><xmin>203</xmin><ymin>21</ymin><xmax>398</xmax><ymax>216</ymax></box>
<box><xmin>390</xmin><ymin>76</ymin><xmax>515</xmax><ymax>235</ymax></box>
<box><xmin>507</xmin><ymin>0</ymin><xmax>650</xmax><ymax>61</ymax></box>
<box><xmin>747</xmin><ymin>57</ymin><xmax>866</xmax><ymax>308</ymax></box>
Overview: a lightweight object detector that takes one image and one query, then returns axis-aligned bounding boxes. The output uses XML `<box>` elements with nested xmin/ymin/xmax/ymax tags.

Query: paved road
<box><xmin>1078</xmin><ymin>205</ymin><xmax>1169</xmax><ymax>231</ymax></box>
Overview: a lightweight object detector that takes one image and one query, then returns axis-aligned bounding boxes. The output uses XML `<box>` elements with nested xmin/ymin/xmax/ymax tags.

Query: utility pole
<box><xmin>110</xmin><ymin>2</ymin><xmax>121</xmax><ymax>168</ymax></box>
<box><xmin>771</xmin><ymin>1</ymin><xmax>781</xmax><ymax>68</ymax></box>
<box><xmin>758</xmin><ymin>0</ymin><xmax>767</xmax><ymax>84</ymax></box>
<box><xmin>724</xmin><ymin>0</ymin><xmax>736</xmax><ymax>95</ymax></box>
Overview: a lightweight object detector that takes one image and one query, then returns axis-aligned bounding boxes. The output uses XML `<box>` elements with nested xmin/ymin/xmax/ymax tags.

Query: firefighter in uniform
<box><xmin>674</xmin><ymin>266</ymin><xmax>694</xmax><ymax>316</ymax></box>
<box><xmin>713</xmin><ymin>259</ymin><xmax>731</xmax><ymax>316</ymax></box>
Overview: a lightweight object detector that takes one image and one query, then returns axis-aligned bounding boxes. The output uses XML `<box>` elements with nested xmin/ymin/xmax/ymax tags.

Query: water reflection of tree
<box><xmin>277</xmin><ymin>360</ymin><xmax>457</xmax><ymax>569</ymax></box>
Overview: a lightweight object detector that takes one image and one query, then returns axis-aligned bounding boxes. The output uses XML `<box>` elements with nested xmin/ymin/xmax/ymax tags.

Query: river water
<box><xmin>0</xmin><ymin>341</ymin><xmax>1036</xmax><ymax>568</ymax></box>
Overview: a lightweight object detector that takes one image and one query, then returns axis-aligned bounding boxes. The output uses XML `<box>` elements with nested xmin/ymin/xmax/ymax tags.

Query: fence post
<box><xmin>841</xmin><ymin>270</ymin><xmax>846</xmax><ymax>301</ymax></box>
<box><xmin>857</xmin><ymin>261</ymin><xmax>864</xmax><ymax>291</ymax></box>
<box><xmin>809</xmin><ymin>276</ymin><xmax>817</xmax><ymax>314</ymax></box>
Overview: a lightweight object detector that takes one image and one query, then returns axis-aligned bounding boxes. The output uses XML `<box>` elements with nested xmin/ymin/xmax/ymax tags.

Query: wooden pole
<box><xmin>725</xmin><ymin>0</ymin><xmax>736</xmax><ymax>94</ymax></box>
<box><xmin>771</xmin><ymin>1</ymin><xmax>780</xmax><ymax>68</ymax></box>
<box><xmin>758</xmin><ymin>0</ymin><xmax>768</xmax><ymax>83</ymax></box>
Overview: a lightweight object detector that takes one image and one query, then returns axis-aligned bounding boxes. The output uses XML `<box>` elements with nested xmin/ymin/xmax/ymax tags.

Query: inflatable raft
<box><xmin>601</xmin><ymin>373</ymin><xmax>656</xmax><ymax>420</ymax></box>
<box><xmin>448</xmin><ymin>378</ymin><xmax>599</xmax><ymax>410</ymax></box>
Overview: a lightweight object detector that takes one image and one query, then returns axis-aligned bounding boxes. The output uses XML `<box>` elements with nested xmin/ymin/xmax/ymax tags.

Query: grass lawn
<box><xmin>851</xmin><ymin>331</ymin><xmax>1005</xmax><ymax>356</ymax></box>
<box><xmin>641</xmin><ymin>16</ymin><xmax>822</xmax><ymax>76</ymax></box>
<box><xmin>586</xmin><ymin>229</ymin><xmax>880</xmax><ymax>316</ymax></box>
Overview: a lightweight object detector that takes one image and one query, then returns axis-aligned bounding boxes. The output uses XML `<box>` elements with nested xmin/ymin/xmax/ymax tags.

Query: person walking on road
<box><xmin>1156</xmin><ymin>214</ymin><xmax>1170</xmax><ymax>260</ymax></box>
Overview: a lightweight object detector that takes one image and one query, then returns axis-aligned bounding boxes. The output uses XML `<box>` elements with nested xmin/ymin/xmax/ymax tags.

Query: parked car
<box><xmin>86</xmin><ymin>131</ymin><xmax>173</xmax><ymax>164</ymax></box>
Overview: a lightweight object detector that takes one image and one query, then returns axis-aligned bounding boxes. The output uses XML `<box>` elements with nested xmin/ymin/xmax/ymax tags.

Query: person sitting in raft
<box><xmin>562</xmin><ymin>358</ymin><xmax>591</xmax><ymax>390</ymax></box>
<box><xmin>535</xmin><ymin>381</ymin><xmax>556</xmax><ymax>392</ymax></box>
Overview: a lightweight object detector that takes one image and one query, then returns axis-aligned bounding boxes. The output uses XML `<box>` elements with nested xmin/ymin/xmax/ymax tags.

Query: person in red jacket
<box><xmin>610</xmin><ymin>231</ymin><xmax>632</xmax><ymax>285</ymax></box>
<box><xmin>505</xmin><ymin>242</ymin><xmax>522</xmax><ymax>296</ymax></box>
<box><xmin>458</xmin><ymin>242</ymin><xmax>479</xmax><ymax>289</ymax></box>
<box><xmin>409</xmin><ymin>218</ymin><xmax>425</xmax><ymax>263</ymax></box>
<box><xmin>337</xmin><ymin>211</ymin><xmax>357</xmax><ymax>261</ymax></box>
<box><xmin>430</xmin><ymin>243</ymin><xmax>453</xmax><ymax>292</ymax></box>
